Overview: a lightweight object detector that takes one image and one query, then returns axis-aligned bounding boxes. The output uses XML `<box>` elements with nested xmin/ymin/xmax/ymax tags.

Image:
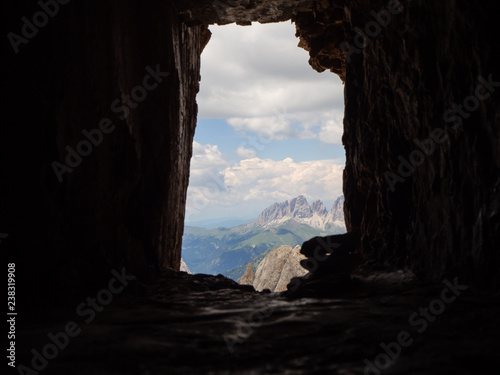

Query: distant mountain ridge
<box><xmin>248</xmin><ymin>195</ymin><xmax>345</xmax><ymax>232</ymax></box>
<box><xmin>181</xmin><ymin>195</ymin><xmax>346</xmax><ymax>279</ymax></box>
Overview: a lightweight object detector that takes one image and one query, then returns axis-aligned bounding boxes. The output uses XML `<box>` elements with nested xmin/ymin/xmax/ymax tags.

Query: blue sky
<box><xmin>195</xmin><ymin>119</ymin><xmax>346</xmax><ymax>163</ymax></box>
<box><xmin>186</xmin><ymin>22</ymin><xmax>345</xmax><ymax>223</ymax></box>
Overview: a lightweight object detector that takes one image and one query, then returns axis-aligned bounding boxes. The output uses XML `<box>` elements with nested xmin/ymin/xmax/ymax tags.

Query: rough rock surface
<box><xmin>238</xmin><ymin>262</ymin><xmax>256</xmax><ymax>285</ymax></box>
<box><xmin>253</xmin><ymin>245</ymin><xmax>308</xmax><ymax>292</ymax></box>
<box><xmin>171</xmin><ymin>0</ymin><xmax>500</xmax><ymax>288</ymax></box>
<box><xmin>4</xmin><ymin>0</ymin><xmax>204</xmax><ymax>305</ymax></box>
<box><xmin>14</xmin><ymin>271</ymin><xmax>500</xmax><ymax>374</ymax></box>
<box><xmin>342</xmin><ymin>0</ymin><xmax>500</xmax><ymax>287</ymax></box>
<box><xmin>173</xmin><ymin>0</ymin><xmax>315</xmax><ymax>26</ymax></box>
<box><xmin>294</xmin><ymin>0</ymin><xmax>347</xmax><ymax>80</ymax></box>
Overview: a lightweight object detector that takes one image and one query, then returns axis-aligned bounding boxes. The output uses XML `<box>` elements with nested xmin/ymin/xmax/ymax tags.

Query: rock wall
<box><xmin>342</xmin><ymin>0</ymin><xmax>500</xmax><ymax>287</ymax></box>
<box><xmin>185</xmin><ymin>0</ymin><xmax>500</xmax><ymax>287</ymax></box>
<box><xmin>3</xmin><ymin>0</ymin><xmax>499</xmax><ymax>305</ymax></box>
<box><xmin>3</xmin><ymin>0</ymin><xmax>204</xmax><ymax>302</ymax></box>
<box><xmin>173</xmin><ymin>0</ymin><xmax>314</xmax><ymax>26</ymax></box>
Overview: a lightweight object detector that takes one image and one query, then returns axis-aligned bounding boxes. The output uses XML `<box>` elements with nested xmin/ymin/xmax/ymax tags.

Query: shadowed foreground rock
<box><xmin>15</xmin><ymin>270</ymin><xmax>500</xmax><ymax>375</ymax></box>
<box><xmin>284</xmin><ymin>232</ymin><xmax>363</xmax><ymax>298</ymax></box>
<box><xmin>300</xmin><ymin>232</ymin><xmax>361</xmax><ymax>258</ymax></box>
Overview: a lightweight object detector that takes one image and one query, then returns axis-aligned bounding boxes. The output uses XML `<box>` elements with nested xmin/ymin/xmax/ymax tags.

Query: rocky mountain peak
<box><xmin>256</xmin><ymin>200</ymin><xmax>289</xmax><ymax>224</ymax></box>
<box><xmin>311</xmin><ymin>200</ymin><xmax>327</xmax><ymax>215</ymax></box>
<box><xmin>330</xmin><ymin>195</ymin><xmax>345</xmax><ymax>222</ymax></box>
<box><xmin>289</xmin><ymin>195</ymin><xmax>308</xmax><ymax>208</ymax></box>
<box><xmin>252</xmin><ymin>195</ymin><xmax>345</xmax><ymax>231</ymax></box>
<box><xmin>289</xmin><ymin>195</ymin><xmax>313</xmax><ymax>218</ymax></box>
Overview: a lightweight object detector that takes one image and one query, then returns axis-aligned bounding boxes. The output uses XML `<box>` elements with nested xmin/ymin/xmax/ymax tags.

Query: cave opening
<box><xmin>182</xmin><ymin>21</ymin><xmax>346</xmax><ymax>284</ymax></box>
<box><xmin>5</xmin><ymin>0</ymin><xmax>500</xmax><ymax>372</ymax></box>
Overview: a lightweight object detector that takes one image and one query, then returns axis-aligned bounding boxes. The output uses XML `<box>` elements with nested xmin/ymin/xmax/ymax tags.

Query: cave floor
<box><xmin>17</xmin><ymin>270</ymin><xmax>500</xmax><ymax>375</ymax></box>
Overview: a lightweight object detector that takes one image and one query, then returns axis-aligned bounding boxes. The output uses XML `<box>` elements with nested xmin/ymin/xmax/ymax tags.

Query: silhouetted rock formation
<box><xmin>284</xmin><ymin>232</ymin><xmax>362</xmax><ymax>298</ymax></box>
<box><xmin>341</xmin><ymin>0</ymin><xmax>500</xmax><ymax>288</ymax></box>
<box><xmin>4</xmin><ymin>0</ymin><xmax>205</xmax><ymax>305</ymax></box>
<box><xmin>15</xmin><ymin>269</ymin><xmax>500</xmax><ymax>374</ymax></box>
<box><xmin>300</xmin><ymin>231</ymin><xmax>361</xmax><ymax>258</ymax></box>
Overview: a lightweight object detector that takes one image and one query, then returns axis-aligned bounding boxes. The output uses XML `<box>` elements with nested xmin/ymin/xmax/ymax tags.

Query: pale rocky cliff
<box><xmin>238</xmin><ymin>263</ymin><xmax>255</xmax><ymax>285</ymax></box>
<box><xmin>248</xmin><ymin>195</ymin><xmax>345</xmax><ymax>232</ymax></box>
<box><xmin>180</xmin><ymin>258</ymin><xmax>192</xmax><ymax>274</ymax></box>
<box><xmin>328</xmin><ymin>196</ymin><xmax>344</xmax><ymax>223</ymax></box>
<box><xmin>252</xmin><ymin>245</ymin><xmax>308</xmax><ymax>292</ymax></box>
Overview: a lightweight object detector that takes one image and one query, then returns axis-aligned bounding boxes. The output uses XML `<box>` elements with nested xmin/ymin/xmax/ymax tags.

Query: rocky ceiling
<box><xmin>174</xmin><ymin>0</ymin><xmax>347</xmax><ymax>79</ymax></box>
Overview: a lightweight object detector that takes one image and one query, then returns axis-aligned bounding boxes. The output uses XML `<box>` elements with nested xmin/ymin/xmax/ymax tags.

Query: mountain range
<box><xmin>181</xmin><ymin>195</ymin><xmax>345</xmax><ymax>279</ymax></box>
<box><xmin>249</xmin><ymin>195</ymin><xmax>345</xmax><ymax>231</ymax></box>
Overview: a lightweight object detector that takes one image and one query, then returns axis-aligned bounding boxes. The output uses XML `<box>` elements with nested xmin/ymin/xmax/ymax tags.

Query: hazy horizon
<box><xmin>185</xmin><ymin>194</ymin><xmax>344</xmax><ymax>227</ymax></box>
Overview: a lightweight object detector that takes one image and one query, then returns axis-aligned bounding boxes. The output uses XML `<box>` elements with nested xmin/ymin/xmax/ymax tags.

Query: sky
<box><xmin>185</xmin><ymin>21</ymin><xmax>345</xmax><ymax>224</ymax></box>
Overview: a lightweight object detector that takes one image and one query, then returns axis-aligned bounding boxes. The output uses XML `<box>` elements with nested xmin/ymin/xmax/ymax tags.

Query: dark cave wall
<box><xmin>342</xmin><ymin>0</ymin><xmax>500</xmax><ymax>286</ymax></box>
<box><xmin>3</xmin><ymin>0</ymin><xmax>500</xmax><ymax>303</ymax></box>
<box><xmin>3</xmin><ymin>0</ymin><xmax>203</xmax><ymax>300</ymax></box>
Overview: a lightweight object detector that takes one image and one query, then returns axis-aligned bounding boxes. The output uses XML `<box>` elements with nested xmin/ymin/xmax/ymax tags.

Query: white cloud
<box><xmin>235</xmin><ymin>146</ymin><xmax>257</xmax><ymax>159</ymax></box>
<box><xmin>189</xmin><ymin>141</ymin><xmax>229</xmax><ymax>187</ymax></box>
<box><xmin>198</xmin><ymin>22</ymin><xmax>344</xmax><ymax>120</ymax></box>
<box><xmin>317</xmin><ymin>111</ymin><xmax>344</xmax><ymax>145</ymax></box>
<box><xmin>223</xmin><ymin>157</ymin><xmax>344</xmax><ymax>202</ymax></box>
<box><xmin>228</xmin><ymin>115</ymin><xmax>292</xmax><ymax>141</ymax></box>
<box><xmin>186</xmin><ymin>22</ymin><xmax>346</xmax><ymax>221</ymax></box>
<box><xmin>186</xmin><ymin>144</ymin><xmax>344</xmax><ymax>221</ymax></box>
<box><xmin>227</xmin><ymin>109</ymin><xmax>344</xmax><ymax>145</ymax></box>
